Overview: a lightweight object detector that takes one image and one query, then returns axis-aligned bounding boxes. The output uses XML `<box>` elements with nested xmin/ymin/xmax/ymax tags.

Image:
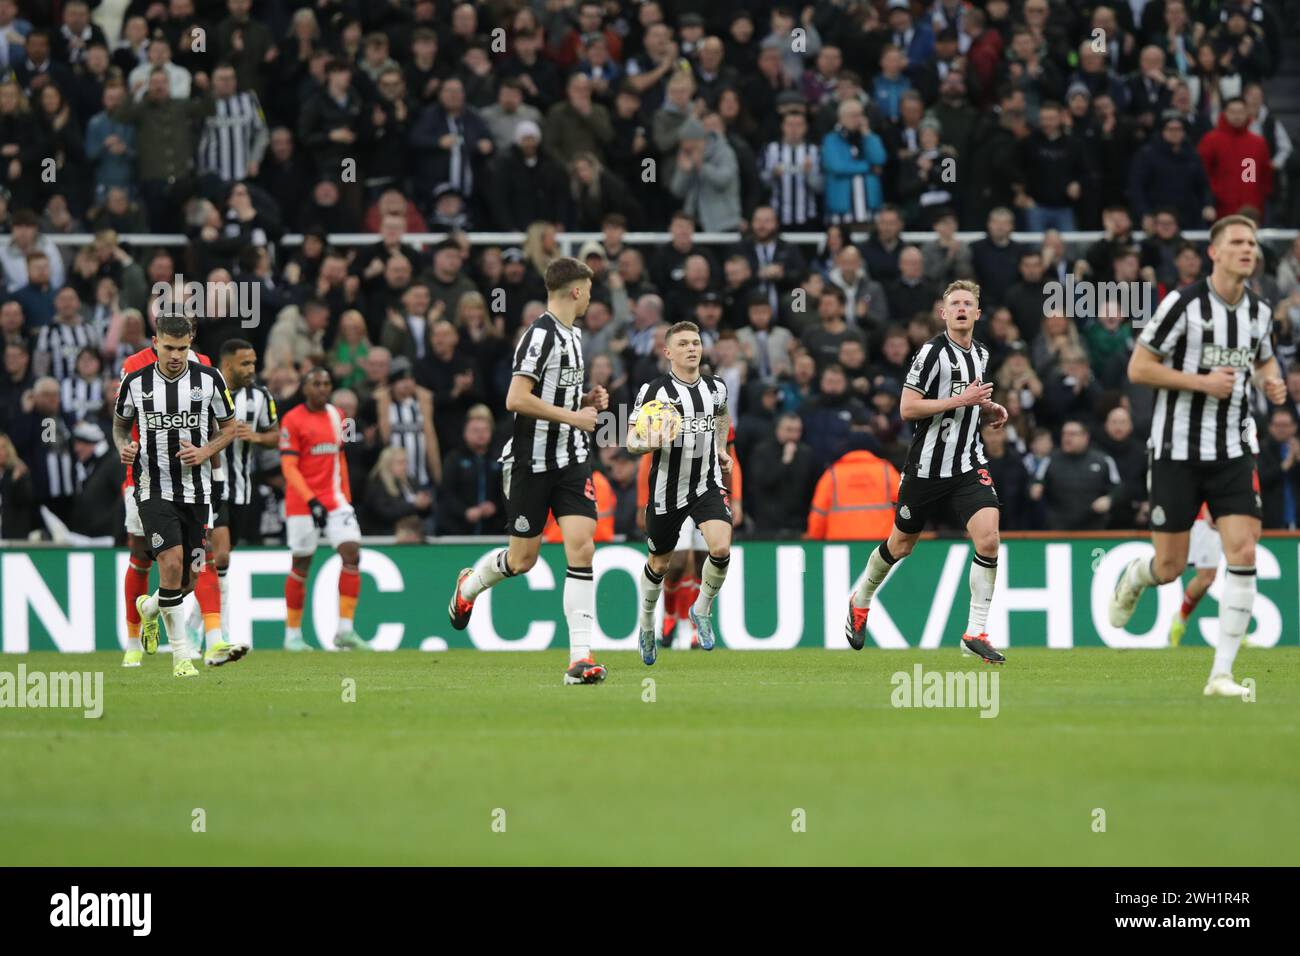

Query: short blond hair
<box><xmin>1209</xmin><ymin>214</ymin><xmax>1258</xmax><ymax>246</ymax></box>
<box><xmin>942</xmin><ymin>280</ymin><xmax>980</xmax><ymax>303</ymax></box>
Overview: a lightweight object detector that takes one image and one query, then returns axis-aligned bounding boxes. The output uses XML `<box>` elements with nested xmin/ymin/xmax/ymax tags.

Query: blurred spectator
<box><xmin>376</xmin><ymin>362</ymin><xmax>441</xmax><ymax>489</ymax></box>
<box><xmin>981</xmin><ymin>421</ymin><xmax>1030</xmax><ymax>530</ymax></box>
<box><xmin>761</xmin><ymin>102</ymin><xmax>823</xmax><ymax>228</ymax></box>
<box><xmin>802</xmin><ymin>286</ymin><xmax>867</xmax><ymax>371</ymax></box>
<box><xmin>0</xmin><ymin>430</ymin><xmax>33</xmax><ymax>539</ymax></box>
<box><xmin>969</xmin><ymin>207</ymin><xmax>1021</xmax><ymax>308</ymax></box>
<box><xmin>1030</xmin><ymin>419</ymin><xmax>1119</xmax><ymax>531</ymax></box>
<box><xmin>669</xmin><ymin>115</ymin><xmax>741</xmax><ymax>231</ymax></box>
<box><xmin>749</xmin><ymin>412</ymin><xmax>816</xmax><ymax>535</ymax></box>
<box><xmin>800</xmin><ymin>364</ymin><xmax>871</xmax><ymax>471</ymax></box>
<box><xmin>736</xmin><ymin>290</ymin><xmax>794</xmax><ymax>380</ymax></box>
<box><xmin>821</xmin><ymin>98</ymin><xmax>885</xmax><ymax>225</ymax></box>
<box><xmin>481</xmin><ymin>77</ymin><xmax>542</xmax><ymax>153</ymax></box>
<box><xmin>1041</xmin><ymin>347</ymin><xmax>1105</xmax><ymax>433</ymax></box>
<box><xmin>1095</xmin><ymin>405</ymin><xmax>1148</xmax><ymax>530</ymax></box>
<box><xmin>362</xmin><ymin>446</ymin><xmax>434</xmax><ymax>535</ymax></box>
<box><xmin>1258</xmin><ymin>408</ymin><xmax>1300</xmax><ymax>530</ymax></box>
<box><xmin>544</xmin><ymin>72</ymin><xmax>612</xmax><ymax>167</ymax></box>
<box><xmin>806</xmin><ymin>433</ymin><xmax>898</xmax><ymax>540</ymax></box>
<box><xmin>1197</xmin><ymin>97</ymin><xmax>1273</xmax><ymax>219</ymax></box>
<box><xmin>9</xmin><ymin>376</ymin><xmax>75</xmax><ymax>522</ymax></box>
<box><xmin>827</xmin><ymin>244</ymin><xmax>889</xmax><ymax>330</ymax></box>
<box><xmin>67</xmin><ymin>420</ymin><xmax>120</xmax><ymax>538</ymax></box>
<box><xmin>487</xmin><ymin>120</ymin><xmax>568</xmax><ymax>230</ymax></box>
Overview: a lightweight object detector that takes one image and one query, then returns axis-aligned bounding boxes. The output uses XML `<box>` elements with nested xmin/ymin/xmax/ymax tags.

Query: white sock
<box><xmin>1212</xmin><ymin>566</ymin><xmax>1255</xmax><ymax>677</ymax></box>
<box><xmin>217</xmin><ymin>566</ymin><xmax>229</xmax><ymax>636</ymax></box>
<box><xmin>853</xmin><ymin>542</ymin><xmax>899</xmax><ymax>608</ymax></box>
<box><xmin>141</xmin><ymin>590</ymin><xmax>160</xmax><ymax>618</ymax></box>
<box><xmin>205</xmin><ymin>628</ymin><xmax>224</xmax><ymax>650</ymax></box>
<box><xmin>1128</xmin><ymin>556</ymin><xmax>1158</xmax><ymax>589</ymax></box>
<box><xmin>159</xmin><ymin>590</ymin><xmax>194</xmax><ymax>659</ymax></box>
<box><xmin>462</xmin><ymin>548</ymin><xmax>514</xmax><ymax>600</ymax></box>
<box><xmin>339</xmin><ymin>617</ymin><xmax>353</xmax><ymax>634</ymax></box>
<box><xmin>126</xmin><ymin>637</ymin><xmax>142</xmax><ymax>652</ymax></box>
<box><xmin>967</xmin><ymin>552</ymin><xmax>998</xmax><ymax>636</ymax></box>
<box><xmin>285</xmin><ymin>626</ymin><xmax>302</xmax><ymax>644</ymax></box>
<box><xmin>692</xmin><ymin>553</ymin><xmax>730</xmax><ymax>616</ymax></box>
<box><xmin>639</xmin><ymin>563</ymin><xmax>664</xmax><ymax>630</ymax></box>
<box><xmin>564</xmin><ymin>566</ymin><xmax>594</xmax><ymax>663</ymax></box>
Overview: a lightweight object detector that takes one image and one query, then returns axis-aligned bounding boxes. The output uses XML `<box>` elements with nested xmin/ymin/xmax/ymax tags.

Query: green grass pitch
<box><xmin>3</xmin><ymin>648</ymin><xmax>1298</xmax><ymax>865</ymax></box>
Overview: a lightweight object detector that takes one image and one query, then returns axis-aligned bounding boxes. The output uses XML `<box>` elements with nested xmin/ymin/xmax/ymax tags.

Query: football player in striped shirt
<box><xmin>1111</xmin><ymin>215</ymin><xmax>1286</xmax><ymax>698</ymax></box>
<box><xmin>117</xmin><ymin>320</ymin><xmax>231</xmax><ymax>670</ymax></box>
<box><xmin>627</xmin><ymin>320</ymin><xmax>734</xmax><ymax>665</ymax></box>
<box><xmin>447</xmin><ymin>258</ymin><xmax>611</xmax><ymax>685</ymax></box>
<box><xmin>845</xmin><ymin>280</ymin><xmax>1009</xmax><ymax>663</ymax></box>
<box><xmin>209</xmin><ymin>338</ymin><xmax>278</xmax><ymax>642</ymax></box>
<box><xmin>113</xmin><ymin>314</ymin><xmax>238</xmax><ymax>678</ymax></box>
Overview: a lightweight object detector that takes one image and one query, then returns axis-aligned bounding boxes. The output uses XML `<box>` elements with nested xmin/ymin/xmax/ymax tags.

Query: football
<box><xmin>633</xmin><ymin>399</ymin><xmax>682</xmax><ymax>442</ymax></box>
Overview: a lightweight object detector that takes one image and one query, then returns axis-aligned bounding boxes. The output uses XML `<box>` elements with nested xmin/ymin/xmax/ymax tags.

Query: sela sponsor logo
<box><xmin>678</xmin><ymin>414</ymin><xmax>717</xmax><ymax>434</ymax></box>
<box><xmin>558</xmin><ymin>367</ymin><xmax>584</xmax><ymax>388</ymax></box>
<box><xmin>1201</xmin><ymin>344</ymin><xmax>1254</xmax><ymax>368</ymax></box>
<box><xmin>50</xmin><ymin>886</ymin><xmax>150</xmax><ymax>936</ymax></box>
<box><xmin>890</xmin><ymin>664</ymin><xmax>1000</xmax><ymax>718</ymax></box>
<box><xmin>950</xmin><ymin>380</ymin><xmax>970</xmax><ymax>397</ymax></box>
<box><xmin>0</xmin><ymin>664</ymin><xmax>103</xmax><ymax>718</ymax></box>
<box><xmin>143</xmin><ymin>410</ymin><xmax>202</xmax><ymax>430</ymax></box>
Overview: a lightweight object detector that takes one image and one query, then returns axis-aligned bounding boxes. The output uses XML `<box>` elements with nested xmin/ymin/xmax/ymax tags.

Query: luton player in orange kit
<box><xmin>278</xmin><ymin>366</ymin><xmax>369</xmax><ymax>651</ymax></box>
<box><xmin>118</xmin><ymin>331</ymin><xmax>231</xmax><ymax>669</ymax></box>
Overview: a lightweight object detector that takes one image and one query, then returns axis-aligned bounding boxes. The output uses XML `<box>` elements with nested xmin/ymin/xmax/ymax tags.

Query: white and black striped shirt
<box><xmin>501</xmin><ymin>313</ymin><xmax>589</xmax><ymax>473</ymax></box>
<box><xmin>115</xmin><ymin>361</ymin><xmax>234</xmax><ymax>504</ymax></box>
<box><xmin>902</xmin><ymin>332</ymin><xmax>989</xmax><ymax>479</ymax></box>
<box><xmin>761</xmin><ymin>140</ymin><xmax>821</xmax><ymax>226</ymax></box>
<box><xmin>198</xmin><ymin>91</ymin><xmax>270</xmax><ymax>183</ymax></box>
<box><xmin>36</xmin><ymin>322</ymin><xmax>101</xmax><ymax>382</ymax></box>
<box><xmin>633</xmin><ymin>371</ymin><xmax>728</xmax><ymax>515</ymax></box>
<box><xmin>1139</xmin><ymin>279</ymin><xmax>1274</xmax><ymax>462</ymax></box>
<box><xmin>220</xmin><ymin>383</ymin><xmax>277</xmax><ymax>505</ymax></box>
<box><xmin>61</xmin><ymin>376</ymin><xmax>105</xmax><ymax>422</ymax></box>
<box><xmin>387</xmin><ymin>395</ymin><xmax>431</xmax><ymax>487</ymax></box>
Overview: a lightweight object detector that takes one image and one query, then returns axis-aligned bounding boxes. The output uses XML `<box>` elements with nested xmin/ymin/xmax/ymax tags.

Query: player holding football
<box><xmin>1111</xmin><ymin>215</ymin><xmax>1284</xmax><ymax>697</ymax></box>
<box><xmin>627</xmin><ymin>321</ymin><xmax>734</xmax><ymax>664</ymax></box>
<box><xmin>845</xmin><ymin>280</ymin><xmax>1009</xmax><ymax>663</ymax></box>
<box><xmin>279</xmin><ymin>366</ymin><xmax>369</xmax><ymax>651</ymax></box>
<box><xmin>118</xmin><ymin>318</ymin><xmax>234</xmax><ymax>669</ymax></box>
<box><xmin>447</xmin><ymin>258</ymin><xmax>611</xmax><ymax>685</ymax></box>
<box><xmin>635</xmin><ymin>423</ymin><xmax>742</xmax><ymax>650</ymax></box>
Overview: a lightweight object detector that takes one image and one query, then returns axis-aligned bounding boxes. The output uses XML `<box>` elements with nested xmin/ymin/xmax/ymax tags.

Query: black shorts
<box><xmin>1148</xmin><ymin>453</ymin><xmax>1260</xmax><ymax>533</ymax></box>
<box><xmin>138</xmin><ymin>497</ymin><xmax>209</xmax><ymax>589</ymax></box>
<box><xmin>895</xmin><ymin>468</ymin><xmax>1000</xmax><ymax>534</ymax></box>
<box><xmin>644</xmin><ymin>486</ymin><xmax>733</xmax><ymax>555</ymax></box>
<box><xmin>212</xmin><ymin>497</ymin><xmax>259</xmax><ymax>546</ymax></box>
<box><xmin>503</xmin><ymin>459</ymin><xmax>597</xmax><ymax>538</ymax></box>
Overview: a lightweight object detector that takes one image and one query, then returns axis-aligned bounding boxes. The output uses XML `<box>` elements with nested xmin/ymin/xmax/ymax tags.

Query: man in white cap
<box><xmin>487</xmin><ymin>118</ymin><xmax>569</xmax><ymax>229</ymax></box>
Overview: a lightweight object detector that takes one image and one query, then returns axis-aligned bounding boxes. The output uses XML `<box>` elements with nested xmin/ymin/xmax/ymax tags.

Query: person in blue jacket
<box><xmin>821</xmin><ymin>99</ymin><xmax>885</xmax><ymax>226</ymax></box>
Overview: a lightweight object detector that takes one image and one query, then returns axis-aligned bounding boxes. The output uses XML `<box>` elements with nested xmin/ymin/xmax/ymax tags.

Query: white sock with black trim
<box><xmin>1212</xmin><ymin>565</ymin><xmax>1255</xmax><ymax>678</ymax></box>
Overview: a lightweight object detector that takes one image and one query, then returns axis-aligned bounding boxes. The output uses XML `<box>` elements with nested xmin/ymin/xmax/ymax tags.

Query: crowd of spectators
<box><xmin>1</xmin><ymin>0</ymin><xmax>1299</xmax><ymax>544</ymax></box>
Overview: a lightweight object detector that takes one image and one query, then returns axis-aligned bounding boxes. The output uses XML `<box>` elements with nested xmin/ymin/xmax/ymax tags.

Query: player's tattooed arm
<box><xmin>113</xmin><ymin>414</ymin><xmax>138</xmax><ymax>465</ymax></box>
<box><xmin>715</xmin><ymin>413</ymin><xmax>733</xmax><ymax>476</ymax></box>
